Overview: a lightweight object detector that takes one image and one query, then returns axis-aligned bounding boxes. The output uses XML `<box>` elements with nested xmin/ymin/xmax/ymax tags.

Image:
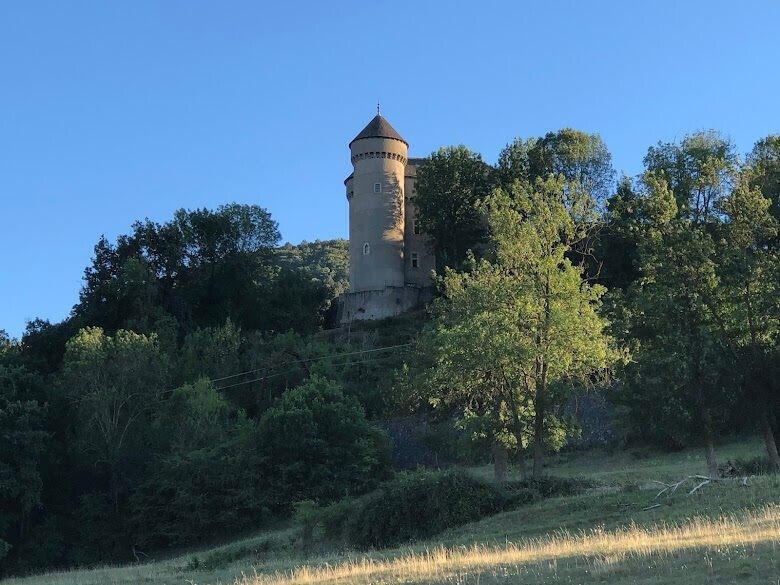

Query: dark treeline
<box><xmin>1</xmin><ymin>130</ymin><xmax>778</xmax><ymax>575</ymax></box>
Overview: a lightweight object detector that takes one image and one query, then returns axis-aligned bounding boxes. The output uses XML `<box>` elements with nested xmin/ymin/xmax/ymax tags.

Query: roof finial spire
<box><xmin>377</xmin><ymin>99</ymin><xmax>381</xmax><ymax>116</ymax></box>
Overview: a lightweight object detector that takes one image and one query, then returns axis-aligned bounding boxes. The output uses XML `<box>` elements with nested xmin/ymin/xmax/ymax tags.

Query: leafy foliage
<box><xmin>0</xmin><ymin>365</ymin><xmax>48</xmax><ymax>563</ymax></box>
<box><xmin>74</xmin><ymin>203</ymin><xmax>329</xmax><ymax>338</ymax></box>
<box><xmin>257</xmin><ymin>375</ymin><xmax>390</xmax><ymax>508</ymax></box>
<box><xmin>498</xmin><ymin>128</ymin><xmax>615</xmax><ymax>205</ymax></box>
<box><xmin>414</xmin><ymin>146</ymin><xmax>493</xmax><ymax>272</ymax></box>
<box><xmin>418</xmin><ymin>177</ymin><xmax>618</xmax><ymax>477</ymax></box>
<box><xmin>611</xmin><ymin>132</ymin><xmax>779</xmax><ymax>473</ymax></box>
<box><xmin>276</xmin><ymin>239</ymin><xmax>349</xmax><ymax>297</ymax></box>
<box><xmin>317</xmin><ymin>469</ymin><xmax>516</xmax><ymax>549</ymax></box>
<box><xmin>304</xmin><ymin>469</ymin><xmax>592</xmax><ymax>550</ymax></box>
<box><xmin>129</xmin><ymin>382</ymin><xmax>265</xmax><ymax>549</ymax></box>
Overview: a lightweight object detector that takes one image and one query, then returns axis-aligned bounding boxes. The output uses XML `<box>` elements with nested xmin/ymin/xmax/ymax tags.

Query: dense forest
<box><xmin>1</xmin><ymin>129</ymin><xmax>777</xmax><ymax>576</ymax></box>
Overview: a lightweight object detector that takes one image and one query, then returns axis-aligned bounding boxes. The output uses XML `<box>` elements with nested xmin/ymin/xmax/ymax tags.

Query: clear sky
<box><xmin>1</xmin><ymin>1</ymin><xmax>779</xmax><ymax>338</ymax></box>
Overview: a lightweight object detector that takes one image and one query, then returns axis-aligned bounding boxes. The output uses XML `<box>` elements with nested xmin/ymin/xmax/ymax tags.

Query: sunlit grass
<box><xmin>237</xmin><ymin>505</ymin><xmax>780</xmax><ymax>584</ymax></box>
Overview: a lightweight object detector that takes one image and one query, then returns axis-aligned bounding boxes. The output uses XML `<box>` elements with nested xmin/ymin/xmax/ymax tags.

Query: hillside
<box><xmin>7</xmin><ymin>438</ymin><xmax>778</xmax><ymax>585</ymax></box>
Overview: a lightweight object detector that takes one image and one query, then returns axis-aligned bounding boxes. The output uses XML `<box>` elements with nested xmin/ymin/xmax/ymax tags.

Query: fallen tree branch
<box><xmin>651</xmin><ymin>473</ymin><xmax>733</xmax><ymax>499</ymax></box>
<box><xmin>688</xmin><ymin>479</ymin><xmax>712</xmax><ymax>495</ymax></box>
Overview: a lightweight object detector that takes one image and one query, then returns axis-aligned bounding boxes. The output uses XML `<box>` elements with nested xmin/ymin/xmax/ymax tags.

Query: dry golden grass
<box><xmin>238</xmin><ymin>505</ymin><xmax>780</xmax><ymax>585</ymax></box>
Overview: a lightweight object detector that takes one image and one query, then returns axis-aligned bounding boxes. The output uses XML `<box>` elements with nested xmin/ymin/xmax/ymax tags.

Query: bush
<box><xmin>303</xmin><ymin>471</ymin><xmax>591</xmax><ymax>550</ymax></box>
<box><xmin>128</xmin><ymin>424</ymin><xmax>268</xmax><ymax>549</ymax></box>
<box><xmin>128</xmin><ymin>381</ymin><xmax>269</xmax><ymax>549</ymax></box>
<box><xmin>728</xmin><ymin>457</ymin><xmax>778</xmax><ymax>476</ymax></box>
<box><xmin>257</xmin><ymin>375</ymin><xmax>391</xmax><ymax>509</ymax></box>
<box><xmin>315</xmin><ymin>469</ymin><xmax>513</xmax><ymax>549</ymax></box>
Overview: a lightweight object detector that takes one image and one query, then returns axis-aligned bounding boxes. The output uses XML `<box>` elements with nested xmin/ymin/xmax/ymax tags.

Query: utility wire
<box><xmin>214</xmin><ymin>353</ymin><xmax>402</xmax><ymax>392</ymax></box>
<box><xmin>209</xmin><ymin>342</ymin><xmax>412</xmax><ymax>384</ymax></box>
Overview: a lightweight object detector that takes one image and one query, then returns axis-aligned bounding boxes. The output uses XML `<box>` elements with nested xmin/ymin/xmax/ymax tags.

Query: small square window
<box><xmin>413</xmin><ymin>218</ymin><xmax>421</xmax><ymax>235</ymax></box>
<box><xmin>411</xmin><ymin>252</ymin><xmax>419</xmax><ymax>268</ymax></box>
<box><xmin>373</xmin><ymin>182</ymin><xmax>381</xmax><ymax>193</ymax></box>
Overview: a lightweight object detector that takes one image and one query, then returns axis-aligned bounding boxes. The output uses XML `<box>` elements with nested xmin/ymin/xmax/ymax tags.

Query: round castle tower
<box><xmin>345</xmin><ymin>114</ymin><xmax>408</xmax><ymax>292</ymax></box>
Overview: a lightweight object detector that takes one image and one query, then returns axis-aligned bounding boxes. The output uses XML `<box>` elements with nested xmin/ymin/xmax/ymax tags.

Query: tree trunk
<box><xmin>515</xmin><ymin>448</ymin><xmax>527</xmax><ymax>477</ymax></box>
<box><xmin>532</xmin><ymin>407</ymin><xmax>544</xmax><ymax>478</ymax></box>
<box><xmin>704</xmin><ymin>440</ymin><xmax>718</xmax><ymax>478</ymax></box>
<box><xmin>703</xmin><ymin>424</ymin><xmax>718</xmax><ymax>479</ymax></box>
<box><xmin>492</xmin><ymin>441</ymin><xmax>508</xmax><ymax>483</ymax></box>
<box><xmin>759</xmin><ymin>411</ymin><xmax>780</xmax><ymax>471</ymax></box>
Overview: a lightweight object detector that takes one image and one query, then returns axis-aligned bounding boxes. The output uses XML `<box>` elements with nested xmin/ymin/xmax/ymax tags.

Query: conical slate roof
<box><xmin>349</xmin><ymin>114</ymin><xmax>407</xmax><ymax>146</ymax></box>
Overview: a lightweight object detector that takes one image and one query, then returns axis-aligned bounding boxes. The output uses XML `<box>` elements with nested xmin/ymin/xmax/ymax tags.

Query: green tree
<box><xmin>129</xmin><ymin>380</ymin><xmax>264</xmax><ymax>548</ymax></box>
<box><xmin>61</xmin><ymin>328</ymin><xmax>169</xmax><ymax>528</ymax></box>
<box><xmin>414</xmin><ymin>146</ymin><xmax>493</xmax><ymax>272</ymax></box>
<box><xmin>0</xmin><ymin>365</ymin><xmax>48</xmax><ymax>567</ymax></box>
<box><xmin>75</xmin><ymin>203</ymin><xmax>283</xmax><ymax>334</ymax></box>
<box><xmin>643</xmin><ymin>130</ymin><xmax>737</xmax><ymax>223</ymax></box>
<box><xmin>276</xmin><ymin>239</ymin><xmax>350</xmax><ymax>297</ymax></box>
<box><xmin>498</xmin><ymin>129</ymin><xmax>613</xmax><ymax>279</ymax></box>
<box><xmin>717</xmin><ymin>173</ymin><xmax>780</xmax><ymax>469</ymax></box>
<box><xmin>498</xmin><ymin>129</ymin><xmax>614</xmax><ymax>205</ymax></box>
<box><xmin>422</xmin><ymin>178</ymin><xmax>617</xmax><ymax>478</ymax></box>
<box><xmin>616</xmin><ymin>172</ymin><xmax>735</xmax><ymax>476</ymax></box>
<box><xmin>257</xmin><ymin>375</ymin><xmax>389</xmax><ymax>505</ymax></box>
<box><xmin>596</xmin><ymin>175</ymin><xmax>643</xmax><ymax>290</ymax></box>
<box><xmin>746</xmin><ymin>135</ymin><xmax>780</xmax><ymax>223</ymax></box>
<box><xmin>176</xmin><ymin>319</ymin><xmax>242</xmax><ymax>386</ymax></box>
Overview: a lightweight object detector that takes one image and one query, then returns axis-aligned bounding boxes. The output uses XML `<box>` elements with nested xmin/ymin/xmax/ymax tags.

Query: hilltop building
<box><xmin>337</xmin><ymin>113</ymin><xmax>435</xmax><ymax>324</ymax></box>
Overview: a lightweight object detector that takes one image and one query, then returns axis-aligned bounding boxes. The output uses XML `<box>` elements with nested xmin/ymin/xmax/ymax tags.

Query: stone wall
<box><xmin>337</xmin><ymin>286</ymin><xmax>433</xmax><ymax>324</ymax></box>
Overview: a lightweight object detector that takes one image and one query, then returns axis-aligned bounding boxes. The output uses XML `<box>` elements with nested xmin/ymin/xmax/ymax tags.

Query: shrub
<box><xmin>729</xmin><ymin>457</ymin><xmax>778</xmax><ymax>476</ymax></box>
<box><xmin>128</xmin><ymin>381</ymin><xmax>268</xmax><ymax>550</ymax></box>
<box><xmin>257</xmin><ymin>375</ymin><xmax>391</xmax><ymax>509</ymax></box>
<box><xmin>302</xmin><ymin>471</ymin><xmax>590</xmax><ymax>551</ymax></box>
<box><xmin>128</xmin><ymin>424</ymin><xmax>268</xmax><ymax>549</ymax></box>
<box><xmin>312</xmin><ymin>469</ymin><xmax>509</xmax><ymax>549</ymax></box>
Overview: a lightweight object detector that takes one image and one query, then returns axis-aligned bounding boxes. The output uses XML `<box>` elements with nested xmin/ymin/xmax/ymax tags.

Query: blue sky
<box><xmin>1</xmin><ymin>1</ymin><xmax>779</xmax><ymax>338</ymax></box>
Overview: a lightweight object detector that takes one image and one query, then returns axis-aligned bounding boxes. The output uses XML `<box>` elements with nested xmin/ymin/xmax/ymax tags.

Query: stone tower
<box><xmin>338</xmin><ymin>113</ymin><xmax>435</xmax><ymax>324</ymax></box>
<box><xmin>347</xmin><ymin>114</ymin><xmax>408</xmax><ymax>291</ymax></box>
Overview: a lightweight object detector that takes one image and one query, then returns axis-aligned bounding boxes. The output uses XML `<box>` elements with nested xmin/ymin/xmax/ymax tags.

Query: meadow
<box><xmin>5</xmin><ymin>438</ymin><xmax>778</xmax><ymax>585</ymax></box>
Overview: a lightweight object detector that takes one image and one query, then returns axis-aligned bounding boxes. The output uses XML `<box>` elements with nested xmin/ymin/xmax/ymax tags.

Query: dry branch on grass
<box><xmin>651</xmin><ymin>474</ymin><xmax>752</xmax><ymax>499</ymax></box>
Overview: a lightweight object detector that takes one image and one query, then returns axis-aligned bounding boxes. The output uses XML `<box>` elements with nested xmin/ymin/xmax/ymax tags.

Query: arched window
<box><xmin>363</xmin><ymin>242</ymin><xmax>370</xmax><ymax>255</ymax></box>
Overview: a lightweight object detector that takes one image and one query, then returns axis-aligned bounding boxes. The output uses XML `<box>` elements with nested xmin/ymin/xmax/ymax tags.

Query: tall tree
<box><xmin>643</xmin><ymin>130</ymin><xmax>737</xmax><ymax>223</ymax></box>
<box><xmin>498</xmin><ymin>129</ymin><xmax>615</xmax><ymax>205</ymax></box>
<box><xmin>596</xmin><ymin>175</ymin><xmax>643</xmax><ymax>290</ymax></box>
<box><xmin>414</xmin><ymin>146</ymin><xmax>493</xmax><ymax>272</ymax></box>
<box><xmin>745</xmin><ymin>136</ymin><xmax>780</xmax><ymax>249</ymax></box>
<box><xmin>75</xmin><ymin>204</ymin><xmax>283</xmax><ymax>334</ymax></box>
<box><xmin>0</xmin><ymin>364</ymin><xmax>47</xmax><ymax>568</ymax></box>
<box><xmin>61</xmin><ymin>327</ymin><xmax>169</xmax><ymax>556</ymax></box>
<box><xmin>717</xmin><ymin>172</ymin><xmax>780</xmax><ymax>469</ymax></box>
<box><xmin>617</xmin><ymin>171</ymin><xmax>734</xmax><ymax>476</ymax></box>
<box><xmin>422</xmin><ymin>177</ymin><xmax>617</xmax><ymax>478</ymax></box>
<box><xmin>498</xmin><ymin>129</ymin><xmax>614</xmax><ymax>279</ymax></box>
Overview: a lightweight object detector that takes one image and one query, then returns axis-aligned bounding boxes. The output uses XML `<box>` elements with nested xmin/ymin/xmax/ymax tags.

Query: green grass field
<box><xmin>5</xmin><ymin>438</ymin><xmax>779</xmax><ymax>585</ymax></box>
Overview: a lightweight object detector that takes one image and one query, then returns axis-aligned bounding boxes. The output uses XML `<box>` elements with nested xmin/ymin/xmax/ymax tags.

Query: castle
<box><xmin>337</xmin><ymin>113</ymin><xmax>435</xmax><ymax>324</ymax></box>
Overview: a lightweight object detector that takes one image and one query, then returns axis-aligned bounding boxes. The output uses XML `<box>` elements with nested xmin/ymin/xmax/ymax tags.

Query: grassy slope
<box><xmin>5</xmin><ymin>438</ymin><xmax>779</xmax><ymax>585</ymax></box>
